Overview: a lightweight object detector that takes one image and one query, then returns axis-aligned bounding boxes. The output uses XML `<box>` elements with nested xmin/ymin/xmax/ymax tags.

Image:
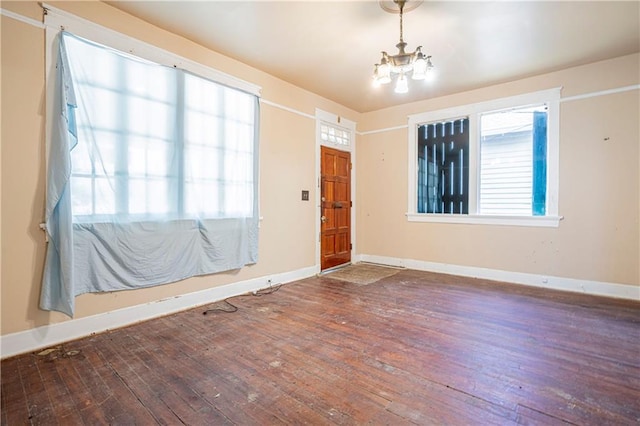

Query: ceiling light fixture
<box><xmin>373</xmin><ymin>0</ymin><xmax>434</xmax><ymax>93</ymax></box>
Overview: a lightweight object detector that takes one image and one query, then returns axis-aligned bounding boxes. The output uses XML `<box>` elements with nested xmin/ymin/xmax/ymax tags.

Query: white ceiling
<box><xmin>105</xmin><ymin>1</ymin><xmax>640</xmax><ymax>113</ymax></box>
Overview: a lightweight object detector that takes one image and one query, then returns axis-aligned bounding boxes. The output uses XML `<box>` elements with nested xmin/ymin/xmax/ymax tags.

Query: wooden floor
<box><xmin>2</xmin><ymin>268</ymin><xmax>639</xmax><ymax>425</ymax></box>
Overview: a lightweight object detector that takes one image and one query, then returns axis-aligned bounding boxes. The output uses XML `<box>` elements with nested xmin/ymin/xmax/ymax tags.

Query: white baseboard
<box><xmin>359</xmin><ymin>254</ymin><xmax>640</xmax><ymax>301</ymax></box>
<box><xmin>0</xmin><ymin>265</ymin><xmax>318</xmax><ymax>360</ymax></box>
<box><xmin>4</xmin><ymin>258</ymin><xmax>636</xmax><ymax>359</ymax></box>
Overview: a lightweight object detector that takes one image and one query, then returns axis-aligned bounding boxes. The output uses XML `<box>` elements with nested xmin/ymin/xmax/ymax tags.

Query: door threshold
<box><xmin>318</xmin><ymin>262</ymin><xmax>352</xmax><ymax>276</ymax></box>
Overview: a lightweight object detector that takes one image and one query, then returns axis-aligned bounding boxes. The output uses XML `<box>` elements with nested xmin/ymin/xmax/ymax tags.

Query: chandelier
<box><xmin>372</xmin><ymin>0</ymin><xmax>434</xmax><ymax>93</ymax></box>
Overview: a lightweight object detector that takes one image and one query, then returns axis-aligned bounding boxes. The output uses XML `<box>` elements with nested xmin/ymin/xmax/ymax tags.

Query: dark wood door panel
<box><xmin>335</xmin><ymin>207</ymin><xmax>349</xmax><ymax>228</ymax></box>
<box><xmin>321</xmin><ymin>146</ymin><xmax>351</xmax><ymax>271</ymax></box>
<box><xmin>322</xmin><ymin>235</ymin><xmax>336</xmax><ymax>256</ymax></box>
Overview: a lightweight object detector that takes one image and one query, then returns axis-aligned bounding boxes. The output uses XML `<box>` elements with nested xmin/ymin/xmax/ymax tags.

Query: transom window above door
<box><xmin>320</xmin><ymin>123</ymin><xmax>351</xmax><ymax>147</ymax></box>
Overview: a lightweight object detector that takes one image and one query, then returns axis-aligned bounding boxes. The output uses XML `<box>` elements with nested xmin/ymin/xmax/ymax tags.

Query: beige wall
<box><xmin>0</xmin><ymin>1</ymin><xmax>358</xmax><ymax>335</ymax></box>
<box><xmin>357</xmin><ymin>54</ymin><xmax>640</xmax><ymax>287</ymax></box>
<box><xmin>2</xmin><ymin>1</ymin><xmax>638</xmax><ymax>338</ymax></box>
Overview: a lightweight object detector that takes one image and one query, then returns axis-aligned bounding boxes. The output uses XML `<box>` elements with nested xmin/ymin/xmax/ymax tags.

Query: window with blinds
<box><xmin>479</xmin><ymin>106</ymin><xmax>547</xmax><ymax>216</ymax></box>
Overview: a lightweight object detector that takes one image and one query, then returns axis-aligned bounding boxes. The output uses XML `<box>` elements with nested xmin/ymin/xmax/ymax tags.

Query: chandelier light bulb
<box><xmin>412</xmin><ymin>56</ymin><xmax>427</xmax><ymax>80</ymax></box>
<box><xmin>376</xmin><ymin>60</ymin><xmax>392</xmax><ymax>84</ymax></box>
<box><xmin>394</xmin><ymin>73</ymin><xmax>409</xmax><ymax>94</ymax></box>
<box><xmin>424</xmin><ymin>56</ymin><xmax>435</xmax><ymax>81</ymax></box>
<box><xmin>372</xmin><ymin>67</ymin><xmax>382</xmax><ymax>87</ymax></box>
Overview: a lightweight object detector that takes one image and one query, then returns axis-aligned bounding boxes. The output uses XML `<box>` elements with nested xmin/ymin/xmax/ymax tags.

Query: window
<box><xmin>41</xmin><ymin>28</ymin><xmax>261</xmax><ymax>316</ymax></box>
<box><xmin>320</xmin><ymin>123</ymin><xmax>351</xmax><ymax>147</ymax></box>
<box><xmin>479</xmin><ymin>105</ymin><xmax>547</xmax><ymax>216</ymax></box>
<box><xmin>65</xmin><ymin>34</ymin><xmax>256</xmax><ymax>222</ymax></box>
<box><xmin>418</xmin><ymin>118</ymin><xmax>469</xmax><ymax>214</ymax></box>
<box><xmin>407</xmin><ymin>88</ymin><xmax>561</xmax><ymax>227</ymax></box>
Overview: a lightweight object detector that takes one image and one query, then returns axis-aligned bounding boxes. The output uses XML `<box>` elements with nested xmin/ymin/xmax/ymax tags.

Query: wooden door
<box><xmin>321</xmin><ymin>146</ymin><xmax>351</xmax><ymax>271</ymax></box>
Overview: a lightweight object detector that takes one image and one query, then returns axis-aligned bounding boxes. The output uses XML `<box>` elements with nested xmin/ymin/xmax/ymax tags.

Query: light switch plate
<box><xmin>301</xmin><ymin>190</ymin><xmax>309</xmax><ymax>201</ymax></box>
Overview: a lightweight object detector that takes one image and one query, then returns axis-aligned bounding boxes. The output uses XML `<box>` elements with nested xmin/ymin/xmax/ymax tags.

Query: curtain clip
<box><xmin>39</xmin><ymin>223</ymin><xmax>49</xmax><ymax>242</ymax></box>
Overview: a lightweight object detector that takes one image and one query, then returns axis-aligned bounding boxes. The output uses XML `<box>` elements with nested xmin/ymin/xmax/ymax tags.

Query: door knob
<box><xmin>321</xmin><ymin>215</ymin><xmax>327</xmax><ymax>223</ymax></box>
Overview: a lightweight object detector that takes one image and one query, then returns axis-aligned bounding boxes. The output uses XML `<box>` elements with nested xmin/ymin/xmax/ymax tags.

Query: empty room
<box><xmin>1</xmin><ymin>1</ymin><xmax>639</xmax><ymax>424</ymax></box>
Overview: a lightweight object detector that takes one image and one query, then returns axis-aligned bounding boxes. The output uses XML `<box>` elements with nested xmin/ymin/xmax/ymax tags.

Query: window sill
<box><xmin>406</xmin><ymin>213</ymin><xmax>563</xmax><ymax>228</ymax></box>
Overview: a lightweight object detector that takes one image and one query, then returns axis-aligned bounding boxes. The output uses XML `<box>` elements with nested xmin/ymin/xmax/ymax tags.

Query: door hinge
<box><xmin>350</xmin><ymin>201</ymin><xmax>353</xmax><ymax>207</ymax></box>
<box><xmin>350</xmin><ymin>243</ymin><xmax>353</xmax><ymax>250</ymax></box>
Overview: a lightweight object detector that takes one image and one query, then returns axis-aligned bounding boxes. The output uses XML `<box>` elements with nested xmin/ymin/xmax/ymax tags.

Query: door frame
<box><xmin>315</xmin><ymin>109</ymin><xmax>357</xmax><ymax>272</ymax></box>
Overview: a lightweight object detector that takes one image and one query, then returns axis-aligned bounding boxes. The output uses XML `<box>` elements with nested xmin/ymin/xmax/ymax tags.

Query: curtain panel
<box><xmin>41</xmin><ymin>33</ymin><xmax>260</xmax><ymax>317</ymax></box>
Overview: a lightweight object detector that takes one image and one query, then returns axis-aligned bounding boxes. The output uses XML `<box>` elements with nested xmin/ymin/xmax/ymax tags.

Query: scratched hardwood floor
<box><xmin>2</xmin><ymin>268</ymin><xmax>640</xmax><ymax>425</ymax></box>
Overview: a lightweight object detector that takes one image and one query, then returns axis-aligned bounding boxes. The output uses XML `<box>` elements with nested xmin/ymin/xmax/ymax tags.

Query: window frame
<box><xmin>43</xmin><ymin>4</ymin><xmax>260</xmax><ymax>96</ymax></box>
<box><xmin>407</xmin><ymin>88</ymin><xmax>562</xmax><ymax>227</ymax></box>
<box><xmin>44</xmin><ymin>4</ymin><xmax>262</xmax><ymax>225</ymax></box>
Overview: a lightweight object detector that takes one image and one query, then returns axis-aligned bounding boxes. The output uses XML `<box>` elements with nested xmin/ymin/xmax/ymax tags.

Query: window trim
<box><xmin>43</xmin><ymin>3</ymin><xmax>261</xmax><ymax>97</ymax></box>
<box><xmin>44</xmin><ymin>4</ymin><xmax>262</xmax><ymax>225</ymax></box>
<box><xmin>407</xmin><ymin>88</ymin><xmax>562</xmax><ymax>227</ymax></box>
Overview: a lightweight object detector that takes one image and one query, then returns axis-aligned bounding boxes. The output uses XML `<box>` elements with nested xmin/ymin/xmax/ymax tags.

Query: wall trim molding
<box><xmin>260</xmin><ymin>98</ymin><xmax>316</xmax><ymax>120</ymax></box>
<box><xmin>1</xmin><ymin>266</ymin><xmax>318</xmax><ymax>360</ymax></box>
<box><xmin>560</xmin><ymin>84</ymin><xmax>639</xmax><ymax>103</ymax></box>
<box><xmin>359</xmin><ymin>84</ymin><xmax>640</xmax><ymax>136</ymax></box>
<box><xmin>359</xmin><ymin>124</ymin><xmax>408</xmax><ymax>136</ymax></box>
<box><xmin>358</xmin><ymin>254</ymin><xmax>640</xmax><ymax>301</ymax></box>
<box><xmin>0</xmin><ymin>8</ymin><xmax>45</xmax><ymax>29</ymax></box>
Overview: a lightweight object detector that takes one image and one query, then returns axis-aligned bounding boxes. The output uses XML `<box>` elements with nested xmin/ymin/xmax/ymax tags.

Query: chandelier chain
<box><xmin>399</xmin><ymin>1</ymin><xmax>404</xmax><ymax>43</ymax></box>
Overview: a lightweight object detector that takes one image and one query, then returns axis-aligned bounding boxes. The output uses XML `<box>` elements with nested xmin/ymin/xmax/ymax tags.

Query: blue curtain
<box><xmin>41</xmin><ymin>33</ymin><xmax>259</xmax><ymax>317</ymax></box>
<box><xmin>40</xmin><ymin>35</ymin><xmax>78</xmax><ymax>316</ymax></box>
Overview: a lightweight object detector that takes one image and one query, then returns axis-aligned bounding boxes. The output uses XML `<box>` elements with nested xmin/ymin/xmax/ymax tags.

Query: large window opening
<box><xmin>41</xmin><ymin>27</ymin><xmax>261</xmax><ymax>316</ymax></box>
<box><xmin>407</xmin><ymin>88</ymin><xmax>561</xmax><ymax>227</ymax></box>
<box><xmin>65</xmin><ymin>34</ymin><xmax>256</xmax><ymax>223</ymax></box>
